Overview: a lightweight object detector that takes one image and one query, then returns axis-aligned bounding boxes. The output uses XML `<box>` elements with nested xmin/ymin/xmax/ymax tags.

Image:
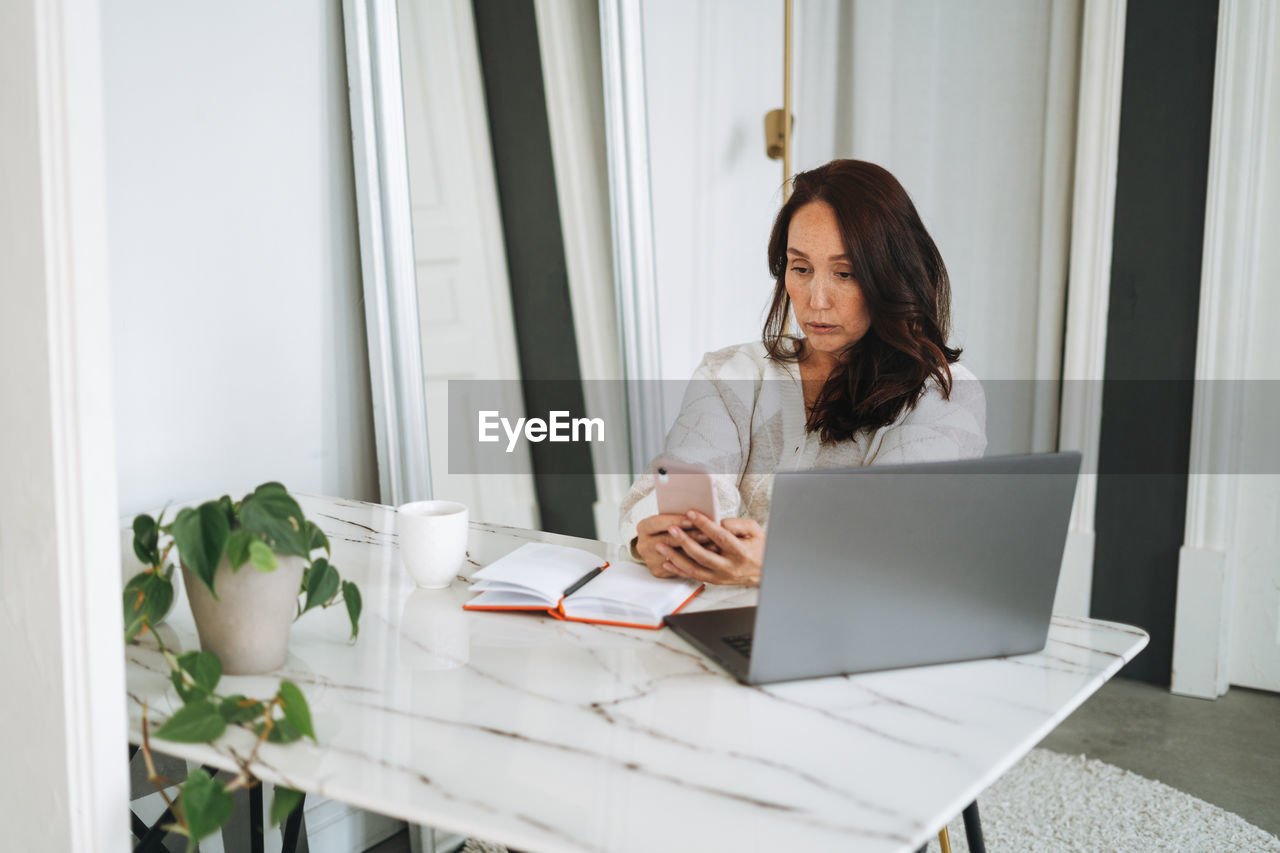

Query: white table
<box><xmin>125</xmin><ymin>495</ymin><xmax>1148</xmax><ymax>852</ymax></box>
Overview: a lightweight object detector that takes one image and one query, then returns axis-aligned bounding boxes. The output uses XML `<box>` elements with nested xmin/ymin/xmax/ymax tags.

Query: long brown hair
<box><xmin>764</xmin><ymin>159</ymin><xmax>960</xmax><ymax>442</ymax></box>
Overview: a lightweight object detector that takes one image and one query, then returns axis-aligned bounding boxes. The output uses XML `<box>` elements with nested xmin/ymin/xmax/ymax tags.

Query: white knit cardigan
<box><xmin>618</xmin><ymin>342</ymin><xmax>987</xmax><ymax>552</ymax></box>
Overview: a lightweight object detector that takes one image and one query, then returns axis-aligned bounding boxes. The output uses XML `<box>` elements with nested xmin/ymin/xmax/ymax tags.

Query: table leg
<box><xmin>938</xmin><ymin>826</ymin><xmax>953</xmax><ymax>852</ymax></box>
<box><xmin>249</xmin><ymin>784</ymin><xmax>265</xmax><ymax>853</ymax></box>
<box><xmin>963</xmin><ymin>801</ymin><xmax>986</xmax><ymax>853</ymax></box>
<box><xmin>281</xmin><ymin>792</ymin><xmax>307</xmax><ymax>853</ymax></box>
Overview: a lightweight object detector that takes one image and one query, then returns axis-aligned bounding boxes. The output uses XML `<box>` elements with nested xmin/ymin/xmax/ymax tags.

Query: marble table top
<box><xmin>124</xmin><ymin>494</ymin><xmax>1148</xmax><ymax>853</ymax></box>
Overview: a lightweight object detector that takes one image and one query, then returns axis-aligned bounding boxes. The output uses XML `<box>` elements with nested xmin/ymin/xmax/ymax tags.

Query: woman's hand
<box><xmin>655</xmin><ymin>512</ymin><xmax>765</xmax><ymax>586</ymax></box>
<box><xmin>634</xmin><ymin>514</ymin><xmax>719</xmax><ymax>579</ymax></box>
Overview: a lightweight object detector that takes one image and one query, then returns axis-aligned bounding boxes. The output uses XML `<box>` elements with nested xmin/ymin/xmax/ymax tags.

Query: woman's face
<box><xmin>784</xmin><ymin>201</ymin><xmax>872</xmax><ymax>360</ymax></box>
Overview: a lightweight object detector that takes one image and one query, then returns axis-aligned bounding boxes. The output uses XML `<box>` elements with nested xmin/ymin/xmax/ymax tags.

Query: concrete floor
<box><xmin>1037</xmin><ymin>677</ymin><xmax>1280</xmax><ymax>838</ymax></box>
<box><xmin>368</xmin><ymin>678</ymin><xmax>1280</xmax><ymax>852</ymax></box>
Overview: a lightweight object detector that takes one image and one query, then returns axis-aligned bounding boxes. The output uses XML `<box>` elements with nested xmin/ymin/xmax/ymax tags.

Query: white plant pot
<box><xmin>181</xmin><ymin>554</ymin><xmax>305</xmax><ymax>675</ymax></box>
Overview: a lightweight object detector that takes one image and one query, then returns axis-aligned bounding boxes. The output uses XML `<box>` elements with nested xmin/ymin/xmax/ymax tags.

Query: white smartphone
<box><xmin>653</xmin><ymin>459</ymin><xmax>720</xmax><ymax>522</ymax></box>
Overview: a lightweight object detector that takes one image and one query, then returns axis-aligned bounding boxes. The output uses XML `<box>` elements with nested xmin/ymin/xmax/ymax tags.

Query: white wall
<box><xmin>103</xmin><ymin>0</ymin><xmax>378</xmax><ymax>516</ymax></box>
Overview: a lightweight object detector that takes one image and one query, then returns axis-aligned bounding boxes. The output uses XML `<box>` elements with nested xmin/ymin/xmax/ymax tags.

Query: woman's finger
<box><xmin>667</xmin><ymin>525</ymin><xmax>732</xmax><ymax>573</ymax></box>
<box><xmin>685</xmin><ymin>512</ymin><xmax>743</xmax><ymax>551</ymax></box>
<box><xmin>637</xmin><ymin>513</ymin><xmax>694</xmax><ymax>537</ymax></box>
<box><xmin>657</xmin><ymin>541</ymin><xmax>719</xmax><ymax>582</ymax></box>
<box><xmin>720</xmin><ymin>517</ymin><xmax>763</xmax><ymax>538</ymax></box>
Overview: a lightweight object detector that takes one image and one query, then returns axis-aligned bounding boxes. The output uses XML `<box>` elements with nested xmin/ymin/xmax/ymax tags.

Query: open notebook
<box><xmin>463</xmin><ymin>542</ymin><xmax>703</xmax><ymax>629</ymax></box>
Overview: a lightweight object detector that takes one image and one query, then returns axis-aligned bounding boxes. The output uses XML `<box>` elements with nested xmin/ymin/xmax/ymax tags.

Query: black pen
<box><xmin>563</xmin><ymin>565</ymin><xmax>605</xmax><ymax>598</ymax></box>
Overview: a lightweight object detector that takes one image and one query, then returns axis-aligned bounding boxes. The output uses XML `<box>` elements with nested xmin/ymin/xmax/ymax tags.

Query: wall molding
<box><xmin>599</xmin><ymin>0</ymin><xmax>664</xmax><ymax>475</ymax></box>
<box><xmin>1054</xmin><ymin>0</ymin><xmax>1127</xmax><ymax>618</ymax></box>
<box><xmin>343</xmin><ymin>0</ymin><xmax>432</xmax><ymax>506</ymax></box>
<box><xmin>0</xmin><ymin>0</ymin><xmax>129</xmax><ymax>847</ymax></box>
<box><xmin>1170</xmin><ymin>0</ymin><xmax>1272</xmax><ymax>699</ymax></box>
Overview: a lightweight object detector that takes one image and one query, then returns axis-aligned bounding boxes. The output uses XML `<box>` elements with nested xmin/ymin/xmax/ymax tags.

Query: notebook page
<box><xmin>469</xmin><ymin>542</ymin><xmax>605</xmax><ymax>602</ymax></box>
<box><xmin>562</xmin><ymin>561</ymin><xmax>701</xmax><ymax>622</ymax></box>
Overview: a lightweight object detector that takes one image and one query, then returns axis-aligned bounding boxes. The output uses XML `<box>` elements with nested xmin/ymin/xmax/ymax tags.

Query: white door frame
<box><xmin>343</xmin><ymin>0</ymin><xmax>433</xmax><ymax>506</ymax></box>
<box><xmin>1170</xmin><ymin>0</ymin><xmax>1273</xmax><ymax>699</ymax></box>
<box><xmin>0</xmin><ymin>0</ymin><xmax>129</xmax><ymax>848</ymax></box>
<box><xmin>1053</xmin><ymin>0</ymin><xmax>1127</xmax><ymax>618</ymax></box>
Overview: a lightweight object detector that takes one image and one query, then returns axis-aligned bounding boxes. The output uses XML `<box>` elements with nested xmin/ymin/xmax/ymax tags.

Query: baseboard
<box><xmin>301</xmin><ymin>793</ymin><xmax>403</xmax><ymax>853</ymax></box>
<box><xmin>1170</xmin><ymin>545</ymin><xmax>1229</xmax><ymax>699</ymax></box>
<box><xmin>1053</xmin><ymin>529</ymin><xmax>1095</xmax><ymax>618</ymax></box>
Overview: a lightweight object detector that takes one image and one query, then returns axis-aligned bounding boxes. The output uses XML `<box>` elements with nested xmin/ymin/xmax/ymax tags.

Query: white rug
<box><xmin>924</xmin><ymin>748</ymin><xmax>1280</xmax><ymax>853</ymax></box>
<box><xmin>463</xmin><ymin>748</ymin><xmax>1280</xmax><ymax>853</ymax></box>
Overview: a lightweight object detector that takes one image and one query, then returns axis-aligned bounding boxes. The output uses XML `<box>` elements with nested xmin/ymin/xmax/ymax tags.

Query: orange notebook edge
<box><xmin>553</xmin><ymin>582</ymin><xmax>705</xmax><ymax>630</ymax></box>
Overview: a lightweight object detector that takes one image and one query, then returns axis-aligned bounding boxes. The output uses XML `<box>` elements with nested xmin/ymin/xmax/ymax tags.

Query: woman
<box><xmin>619</xmin><ymin>159</ymin><xmax>987</xmax><ymax>585</ymax></box>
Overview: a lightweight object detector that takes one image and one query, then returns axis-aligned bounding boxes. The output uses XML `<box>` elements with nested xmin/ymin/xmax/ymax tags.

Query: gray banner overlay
<box><xmin>446</xmin><ymin>379</ymin><xmax>1280</xmax><ymax>475</ymax></box>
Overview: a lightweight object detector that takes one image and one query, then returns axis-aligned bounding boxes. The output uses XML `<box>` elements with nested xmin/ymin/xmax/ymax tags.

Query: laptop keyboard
<box><xmin>722</xmin><ymin>632</ymin><xmax>754</xmax><ymax>658</ymax></box>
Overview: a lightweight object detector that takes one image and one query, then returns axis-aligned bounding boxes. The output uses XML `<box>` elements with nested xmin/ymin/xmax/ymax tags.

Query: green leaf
<box><xmin>238</xmin><ymin>482</ymin><xmax>308</xmax><ymax>558</ymax></box>
<box><xmin>176</xmin><ymin>650</ymin><xmax>222</xmax><ymax>693</ymax></box>
<box><xmin>217</xmin><ymin>695</ymin><xmax>266</xmax><ymax>724</ymax></box>
<box><xmin>276</xmin><ymin>680</ymin><xmax>315</xmax><ymax>741</ymax></box>
<box><xmin>342</xmin><ymin>581</ymin><xmax>362</xmax><ymax>641</ymax></box>
<box><xmin>123</xmin><ymin>571</ymin><xmax>174</xmax><ymax>643</ymax></box>
<box><xmin>303</xmin><ymin>559</ymin><xmax>339</xmax><ymax>613</ymax></box>
<box><xmin>169</xmin><ymin>503</ymin><xmax>230</xmax><ymax>597</ymax></box>
<box><xmin>226</xmin><ymin>529</ymin><xmax>253</xmax><ymax>570</ymax></box>
<box><xmin>154</xmin><ymin>700</ymin><xmax>227</xmax><ymax>743</ymax></box>
<box><xmin>248</xmin><ymin>539</ymin><xmax>278</xmax><ymax>572</ymax></box>
<box><xmin>179</xmin><ymin>768</ymin><xmax>233</xmax><ymax>846</ymax></box>
<box><xmin>256</xmin><ymin>718</ymin><xmax>303</xmax><ymax>744</ymax></box>
<box><xmin>306</xmin><ymin>521</ymin><xmax>330</xmax><ymax>555</ymax></box>
<box><xmin>171</xmin><ymin>670</ymin><xmax>207</xmax><ymax>704</ymax></box>
<box><xmin>123</xmin><ymin>589</ymin><xmax>147</xmax><ymax>643</ymax></box>
<box><xmin>270</xmin><ymin>786</ymin><xmax>305</xmax><ymax>827</ymax></box>
<box><xmin>132</xmin><ymin>514</ymin><xmax>160</xmax><ymax>566</ymax></box>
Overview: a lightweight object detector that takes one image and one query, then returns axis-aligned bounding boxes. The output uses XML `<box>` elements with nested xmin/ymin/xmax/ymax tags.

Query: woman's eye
<box><xmin>790</xmin><ymin>265</ymin><xmax>810</xmax><ymax>275</ymax></box>
<box><xmin>835</xmin><ymin>271</ymin><xmax>854</xmax><ymax>281</ymax></box>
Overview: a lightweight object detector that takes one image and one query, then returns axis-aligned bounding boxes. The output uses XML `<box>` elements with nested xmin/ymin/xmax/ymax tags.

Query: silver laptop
<box><xmin>664</xmin><ymin>452</ymin><xmax>1082</xmax><ymax>684</ymax></box>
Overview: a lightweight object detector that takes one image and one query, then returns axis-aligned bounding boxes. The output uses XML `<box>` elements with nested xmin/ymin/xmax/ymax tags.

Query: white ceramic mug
<box><xmin>397</xmin><ymin>500</ymin><xmax>469</xmax><ymax>589</ymax></box>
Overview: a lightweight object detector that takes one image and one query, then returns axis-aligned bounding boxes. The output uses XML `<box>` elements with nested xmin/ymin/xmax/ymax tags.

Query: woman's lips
<box><xmin>806</xmin><ymin>323</ymin><xmax>838</xmax><ymax>334</ymax></box>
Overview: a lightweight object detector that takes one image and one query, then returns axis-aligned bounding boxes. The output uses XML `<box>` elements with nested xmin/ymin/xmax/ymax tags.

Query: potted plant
<box><xmin>126</xmin><ymin>481</ymin><xmax>361</xmax><ymax>673</ymax></box>
<box><xmin>123</xmin><ymin>481</ymin><xmax>363</xmax><ymax>849</ymax></box>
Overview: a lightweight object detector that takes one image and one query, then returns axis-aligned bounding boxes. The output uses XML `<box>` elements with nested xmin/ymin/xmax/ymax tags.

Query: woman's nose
<box><xmin>811</xmin><ymin>277</ymin><xmax>834</xmax><ymax>309</ymax></box>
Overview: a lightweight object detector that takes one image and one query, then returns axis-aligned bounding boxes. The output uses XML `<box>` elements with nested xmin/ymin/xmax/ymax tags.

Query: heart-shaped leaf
<box><xmin>303</xmin><ymin>559</ymin><xmax>339</xmax><ymax>613</ymax></box>
<box><xmin>179</xmin><ymin>768</ymin><xmax>233</xmax><ymax>846</ymax></box>
<box><xmin>176</xmin><ymin>650</ymin><xmax>222</xmax><ymax>694</ymax></box>
<box><xmin>256</xmin><ymin>717</ymin><xmax>303</xmax><ymax>744</ymax></box>
<box><xmin>226</xmin><ymin>529</ymin><xmax>253</xmax><ymax>570</ymax></box>
<box><xmin>123</xmin><ymin>571</ymin><xmax>174</xmax><ymax>643</ymax></box>
<box><xmin>276</xmin><ymin>680</ymin><xmax>315</xmax><ymax>741</ymax></box>
<box><xmin>154</xmin><ymin>700</ymin><xmax>227</xmax><ymax>743</ymax></box>
<box><xmin>171</xmin><ymin>671</ymin><xmax>206</xmax><ymax>704</ymax></box>
<box><xmin>169</xmin><ymin>503</ymin><xmax>230</xmax><ymax>597</ymax></box>
<box><xmin>248</xmin><ymin>539</ymin><xmax>278</xmax><ymax>572</ymax></box>
<box><xmin>270</xmin><ymin>786</ymin><xmax>305</xmax><ymax>827</ymax></box>
<box><xmin>217</xmin><ymin>695</ymin><xmax>265</xmax><ymax>724</ymax></box>
<box><xmin>306</xmin><ymin>521</ymin><xmax>330</xmax><ymax>555</ymax></box>
<box><xmin>238</xmin><ymin>482</ymin><xmax>308</xmax><ymax>558</ymax></box>
<box><xmin>132</xmin><ymin>514</ymin><xmax>160</xmax><ymax>566</ymax></box>
<box><xmin>342</xmin><ymin>581</ymin><xmax>362</xmax><ymax>641</ymax></box>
